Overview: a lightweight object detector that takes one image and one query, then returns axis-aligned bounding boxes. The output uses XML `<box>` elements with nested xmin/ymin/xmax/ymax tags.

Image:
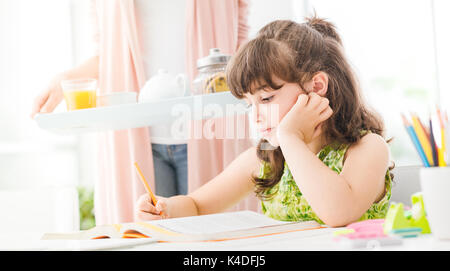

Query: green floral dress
<box><xmin>260</xmin><ymin>143</ymin><xmax>392</xmax><ymax>224</ymax></box>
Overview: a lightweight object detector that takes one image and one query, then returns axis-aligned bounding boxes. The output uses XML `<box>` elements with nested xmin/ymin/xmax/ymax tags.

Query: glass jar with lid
<box><xmin>191</xmin><ymin>48</ymin><xmax>231</xmax><ymax>95</ymax></box>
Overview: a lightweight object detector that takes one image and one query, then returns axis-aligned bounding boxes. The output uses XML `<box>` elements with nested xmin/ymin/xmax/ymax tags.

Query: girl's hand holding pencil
<box><xmin>134</xmin><ymin>162</ymin><xmax>169</xmax><ymax>220</ymax></box>
<box><xmin>136</xmin><ymin>193</ymin><xmax>169</xmax><ymax>221</ymax></box>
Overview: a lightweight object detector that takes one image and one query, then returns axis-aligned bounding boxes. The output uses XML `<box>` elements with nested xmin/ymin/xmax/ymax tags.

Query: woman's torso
<box><xmin>135</xmin><ymin>0</ymin><xmax>188</xmax><ymax>144</ymax></box>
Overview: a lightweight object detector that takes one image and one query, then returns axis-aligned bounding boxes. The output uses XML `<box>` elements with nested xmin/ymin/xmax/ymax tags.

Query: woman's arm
<box><xmin>237</xmin><ymin>0</ymin><xmax>250</xmax><ymax>49</ymax></box>
<box><xmin>32</xmin><ymin>1</ymin><xmax>100</xmax><ymax>117</ymax></box>
<box><xmin>31</xmin><ymin>56</ymin><xmax>99</xmax><ymax>117</ymax></box>
<box><xmin>136</xmin><ymin>146</ymin><xmax>261</xmax><ymax>220</ymax></box>
<box><xmin>278</xmin><ymin>132</ymin><xmax>389</xmax><ymax>227</ymax></box>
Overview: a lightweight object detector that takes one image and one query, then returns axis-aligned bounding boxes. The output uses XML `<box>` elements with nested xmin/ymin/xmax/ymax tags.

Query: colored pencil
<box><xmin>418</xmin><ymin>116</ymin><xmax>430</xmax><ymax>139</ymax></box>
<box><xmin>401</xmin><ymin>114</ymin><xmax>430</xmax><ymax>167</ymax></box>
<box><xmin>134</xmin><ymin>162</ymin><xmax>160</xmax><ymax>211</ymax></box>
<box><xmin>444</xmin><ymin>110</ymin><xmax>449</xmax><ymax>164</ymax></box>
<box><xmin>410</xmin><ymin>113</ymin><xmax>434</xmax><ymax>166</ymax></box>
<box><xmin>429</xmin><ymin>118</ymin><xmax>439</xmax><ymax>166</ymax></box>
<box><xmin>436</xmin><ymin>107</ymin><xmax>447</xmax><ymax>166</ymax></box>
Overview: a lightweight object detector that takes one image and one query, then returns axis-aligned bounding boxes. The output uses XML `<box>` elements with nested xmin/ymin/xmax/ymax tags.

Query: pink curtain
<box><xmin>93</xmin><ymin>0</ymin><xmax>153</xmax><ymax>225</ymax></box>
<box><xmin>93</xmin><ymin>0</ymin><xmax>259</xmax><ymax>225</ymax></box>
<box><xmin>185</xmin><ymin>0</ymin><xmax>260</xmax><ymax>213</ymax></box>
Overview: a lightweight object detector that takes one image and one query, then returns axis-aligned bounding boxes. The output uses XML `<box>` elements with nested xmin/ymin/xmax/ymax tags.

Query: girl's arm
<box><xmin>276</xmin><ymin>92</ymin><xmax>388</xmax><ymax>227</ymax></box>
<box><xmin>278</xmin><ymin>131</ymin><xmax>389</xmax><ymax>227</ymax></box>
<box><xmin>135</xmin><ymin>146</ymin><xmax>261</xmax><ymax>220</ymax></box>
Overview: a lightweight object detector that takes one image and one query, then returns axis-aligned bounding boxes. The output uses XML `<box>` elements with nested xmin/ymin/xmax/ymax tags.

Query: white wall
<box><xmin>433</xmin><ymin>0</ymin><xmax>450</xmax><ymax>110</ymax></box>
<box><xmin>248</xmin><ymin>0</ymin><xmax>297</xmax><ymax>38</ymax></box>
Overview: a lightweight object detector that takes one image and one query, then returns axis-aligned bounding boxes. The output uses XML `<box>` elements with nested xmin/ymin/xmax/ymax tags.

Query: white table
<box><xmin>2</xmin><ymin>228</ymin><xmax>450</xmax><ymax>251</ymax></box>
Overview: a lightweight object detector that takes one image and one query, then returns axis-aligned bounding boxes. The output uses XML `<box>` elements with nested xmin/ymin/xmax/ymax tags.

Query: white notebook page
<box><xmin>149</xmin><ymin>211</ymin><xmax>289</xmax><ymax>235</ymax></box>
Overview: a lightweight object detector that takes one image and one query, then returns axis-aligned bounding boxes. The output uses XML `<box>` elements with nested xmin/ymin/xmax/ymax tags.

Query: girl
<box><xmin>135</xmin><ymin>16</ymin><xmax>393</xmax><ymax>227</ymax></box>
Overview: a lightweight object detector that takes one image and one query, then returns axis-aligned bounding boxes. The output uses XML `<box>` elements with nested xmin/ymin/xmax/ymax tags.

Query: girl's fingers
<box><xmin>319</xmin><ymin>107</ymin><xmax>333</xmax><ymax>122</ymax></box>
<box><xmin>307</xmin><ymin>94</ymin><xmax>331</xmax><ymax>125</ymax></box>
<box><xmin>155</xmin><ymin>200</ymin><xmax>166</xmax><ymax>212</ymax></box>
<box><xmin>316</xmin><ymin>97</ymin><xmax>329</xmax><ymax>112</ymax></box>
<box><xmin>141</xmin><ymin>199</ymin><xmax>159</xmax><ymax>214</ymax></box>
<box><xmin>135</xmin><ymin>194</ymin><xmax>165</xmax><ymax>221</ymax></box>
<box><xmin>136</xmin><ymin>210</ymin><xmax>163</xmax><ymax>221</ymax></box>
<box><xmin>296</xmin><ymin>93</ymin><xmax>309</xmax><ymax>107</ymax></box>
<box><xmin>307</xmin><ymin>92</ymin><xmax>321</xmax><ymax>107</ymax></box>
<box><xmin>155</xmin><ymin>199</ymin><xmax>171</xmax><ymax>219</ymax></box>
<box><xmin>137</xmin><ymin>194</ymin><xmax>159</xmax><ymax>214</ymax></box>
<box><xmin>312</xmin><ymin>107</ymin><xmax>331</xmax><ymax>139</ymax></box>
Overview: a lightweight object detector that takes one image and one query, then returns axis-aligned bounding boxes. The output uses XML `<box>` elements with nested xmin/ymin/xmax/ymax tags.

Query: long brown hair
<box><xmin>226</xmin><ymin>16</ymin><xmax>393</xmax><ymax>200</ymax></box>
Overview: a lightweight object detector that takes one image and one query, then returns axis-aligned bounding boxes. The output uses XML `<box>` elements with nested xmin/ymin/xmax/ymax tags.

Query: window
<box><xmin>248</xmin><ymin>0</ymin><xmax>449</xmax><ymax>166</ymax></box>
<box><xmin>0</xmin><ymin>0</ymin><xmax>80</xmax><ymax>189</ymax></box>
<box><xmin>297</xmin><ymin>0</ymin><xmax>446</xmax><ymax>166</ymax></box>
<box><xmin>0</xmin><ymin>0</ymin><xmax>92</xmax><ymax>233</ymax></box>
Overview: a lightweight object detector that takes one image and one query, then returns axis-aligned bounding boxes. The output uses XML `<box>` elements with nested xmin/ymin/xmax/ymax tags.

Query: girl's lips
<box><xmin>260</xmin><ymin>127</ymin><xmax>273</xmax><ymax>136</ymax></box>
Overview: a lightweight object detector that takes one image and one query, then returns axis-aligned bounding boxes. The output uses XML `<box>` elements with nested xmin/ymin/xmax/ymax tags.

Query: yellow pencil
<box><xmin>439</xmin><ymin>129</ymin><xmax>447</xmax><ymax>167</ymax></box>
<box><xmin>437</xmin><ymin>108</ymin><xmax>447</xmax><ymax>166</ymax></box>
<box><xmin>134</xmin><ymin>162</ymin><xmax>158</xmax><ymax>207</ymax></box>
<box><xmin>410</xmin><ymin>114</ymin><xmax>434</xmax><ymax>166</ymax></box>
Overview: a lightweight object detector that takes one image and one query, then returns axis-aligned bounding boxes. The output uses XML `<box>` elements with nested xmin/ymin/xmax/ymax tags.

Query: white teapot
<box><xmin>139</xmin><ymin>69</ymin><xmax>187</xmax><ymax>102</ymax></box>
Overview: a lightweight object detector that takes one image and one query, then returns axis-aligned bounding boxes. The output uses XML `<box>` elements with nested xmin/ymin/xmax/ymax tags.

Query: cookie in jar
<box><xmin>192</xmin><ymin>48</ymin><xmax>231</xmax><ymax>95</ymax></box>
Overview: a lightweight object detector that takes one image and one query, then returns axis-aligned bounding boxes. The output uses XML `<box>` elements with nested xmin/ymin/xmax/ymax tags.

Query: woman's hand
<box><xmin>135</xmin><ymin>193</ymin><xmax>170</xmax><ymax>221</ymax></box>
<box><xmin>30</xmin><ymin>56</ymin><xmax>100</xmax><ymax>118</ymax></box>
<box><xmin>30</xmin><ymin>72</ymin><xmax>67</xmax><ymax>118</ymax></box>
<box><xmin>277</xmin><ymin>92</ymin><xmax>333</xmax><ymax>144</ymax></box>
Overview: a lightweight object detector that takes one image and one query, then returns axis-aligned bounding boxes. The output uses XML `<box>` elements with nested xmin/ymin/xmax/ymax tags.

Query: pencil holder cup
<box><xmin>420</xmin><ymin>167</ymin><xmax>450</xmax><ymax>239</ymax></box>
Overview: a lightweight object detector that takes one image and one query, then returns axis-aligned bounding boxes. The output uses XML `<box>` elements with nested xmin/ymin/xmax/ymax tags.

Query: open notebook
<box><xmin>41</xmin><ymin>211</ymin><xmax>324</xmax><ymax>242</ymax></box>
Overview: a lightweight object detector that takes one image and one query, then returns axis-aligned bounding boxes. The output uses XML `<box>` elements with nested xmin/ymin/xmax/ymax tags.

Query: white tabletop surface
<box><xmin>2</xmin><ymin>228</ymin><xmax>450</xmax><ymax>251</ymax></box>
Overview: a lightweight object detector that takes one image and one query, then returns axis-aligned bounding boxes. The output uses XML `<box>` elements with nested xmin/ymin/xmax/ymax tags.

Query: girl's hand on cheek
<box><xmin>277</xmin><ymin>92</ymin><xmax>333</xmax><ymax>144</ymax></box>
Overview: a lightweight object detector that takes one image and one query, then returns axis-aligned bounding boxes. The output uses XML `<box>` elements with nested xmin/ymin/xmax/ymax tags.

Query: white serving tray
<box><xmin>34</xmin><ymin>92</ymin><xmax>248</xmax><ymax>135</ymax></box>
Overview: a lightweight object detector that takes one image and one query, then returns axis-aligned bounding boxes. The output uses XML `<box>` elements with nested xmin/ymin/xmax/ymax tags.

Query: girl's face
<box><xmin>244</xmin><ymin>77</ymin><xmax>305</xmax><ymax>147</ymax></box>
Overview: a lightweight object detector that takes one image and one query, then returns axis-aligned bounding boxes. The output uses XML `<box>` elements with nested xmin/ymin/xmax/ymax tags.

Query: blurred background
<box><xmin>0</xmin><ymin>0</ymin><xmax>449</xmax><ymax>236</ymax></box>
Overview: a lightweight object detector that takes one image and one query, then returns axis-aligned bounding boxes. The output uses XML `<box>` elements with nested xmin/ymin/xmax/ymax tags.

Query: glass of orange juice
<box><xmin>61</xmin><ymin>79</ymin><xmax>97</xmax><ymax>111</ymax></box>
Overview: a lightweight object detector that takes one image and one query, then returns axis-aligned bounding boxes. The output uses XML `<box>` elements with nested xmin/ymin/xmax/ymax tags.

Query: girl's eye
<box><xmin>261</xmin><ymin>96</ymin><xmax>274</xmax><ymax>103</ymax></box>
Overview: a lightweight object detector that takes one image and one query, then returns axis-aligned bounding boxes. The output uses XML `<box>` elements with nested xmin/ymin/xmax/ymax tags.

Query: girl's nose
<box><xmin>250</xmin><ymin>105</ymin><xmax>260</xmax><ymax>124</ymax></box>
<box><xmin>251</xmin><ymin>104</ymin><xmax>279</xmax><ymax>127</ymax></box>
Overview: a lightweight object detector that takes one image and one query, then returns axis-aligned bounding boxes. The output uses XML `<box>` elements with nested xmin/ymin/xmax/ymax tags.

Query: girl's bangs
<box><xmin>226</xmin><ymin>38</ymin><xmax>297</xmax><ymax>99</ymax></box>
